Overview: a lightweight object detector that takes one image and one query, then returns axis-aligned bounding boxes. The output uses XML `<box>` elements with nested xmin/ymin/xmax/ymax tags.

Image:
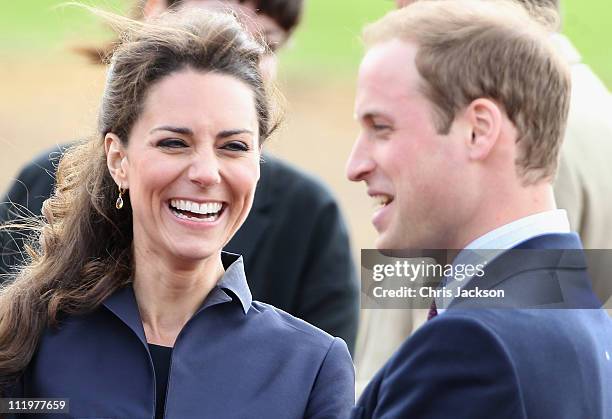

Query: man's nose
<box><xmin>346</xmin><ymin>133</ymin><xmax>375</xmax><ymax>182</ymax></box>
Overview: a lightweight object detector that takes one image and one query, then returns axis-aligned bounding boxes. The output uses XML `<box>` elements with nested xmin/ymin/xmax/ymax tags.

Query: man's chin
<box><xmin>375</xmin><ymin>233</ymin><xmax>400</xmax><ymax>251</ymax></box>
<box><xmin>375</xmin><ymin>228</ymin><xmax>419</xmax><ymax>250</ymax></box>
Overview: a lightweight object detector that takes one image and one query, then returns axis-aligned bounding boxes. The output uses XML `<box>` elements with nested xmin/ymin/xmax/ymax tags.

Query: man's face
<box><xmin>347</xmin><ymin>39</ymin><xmax>475</xmax><ymax>250</ymax></box>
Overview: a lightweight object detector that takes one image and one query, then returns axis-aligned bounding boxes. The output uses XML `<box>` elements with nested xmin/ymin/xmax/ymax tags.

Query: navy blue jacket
<box><xmin>0</xmin><ymin>147</ymin><xmax>359</xmax><ymax>353</ymax></box>
<box><xmin>12</xmin><ymin>253</ymin><xmax>355</xmax><ymax>418</ymax></box>
<box><xmin>353</xmin><ymin>234</ymin><xmax>612</xmax><ymax>419</ymax></box>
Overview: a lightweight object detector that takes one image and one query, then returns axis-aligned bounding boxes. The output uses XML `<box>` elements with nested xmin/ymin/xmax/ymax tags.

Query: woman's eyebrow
<box><xmin>217</xmin><ymin>129</ymin><xmax>254</xmax><ymax>139</ymax></box>
<box><xmin>149</xmin><ymin>125</ymin><xmax>193</xmax><ymax>135</ymax></box>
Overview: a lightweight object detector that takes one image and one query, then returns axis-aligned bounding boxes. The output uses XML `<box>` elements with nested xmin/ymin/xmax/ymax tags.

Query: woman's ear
<box><xmin>105</xmin><ymin>133</ymin><xmax>129</xmax><ymax>188</ymax></box>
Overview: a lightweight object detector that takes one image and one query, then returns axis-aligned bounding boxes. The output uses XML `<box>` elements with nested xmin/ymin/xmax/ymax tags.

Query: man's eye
<box><xmin>158</xmin><ymin>139</ymin><xmax>187</xmax><ymax>148</ymax></box>
<box><xmin>222</xmin><ymin>141</ymin><xmax>249</xmax><ymax>152</ymax></box>
<box><xmin>373</xmin><ymin>124</ymin><xmax>392</xmax><ymax>132</ymax></box>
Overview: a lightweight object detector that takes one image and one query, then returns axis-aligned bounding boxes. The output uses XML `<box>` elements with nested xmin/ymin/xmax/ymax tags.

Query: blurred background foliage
<box><xmin>1</xmin><ymin>0</ymin><xmax>610</xmax><ymax>86</ymax></box>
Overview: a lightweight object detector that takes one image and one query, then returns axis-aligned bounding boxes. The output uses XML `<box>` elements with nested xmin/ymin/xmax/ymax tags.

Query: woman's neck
<box><xmin>131</xmin><ymin>249</ymin><xmax>225</xmax><ymax>347</ymax></box>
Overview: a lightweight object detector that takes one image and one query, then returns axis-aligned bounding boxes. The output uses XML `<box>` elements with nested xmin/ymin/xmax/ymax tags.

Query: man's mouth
<box><xmin>169</xmin><ymin>199</ymin><xmax>225</xmax><ymax>222</ymax></box>
<box><xmin>372</xmin><ymin>194</ymin><xmax>393</xmax><ymax>209</ymax></box>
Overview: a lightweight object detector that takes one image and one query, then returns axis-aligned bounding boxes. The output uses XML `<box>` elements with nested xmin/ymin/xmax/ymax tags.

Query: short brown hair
<box><xmin>364</xmin><ymin>0</ymin><xmax>571</xmax><ymax>183</ymax></box>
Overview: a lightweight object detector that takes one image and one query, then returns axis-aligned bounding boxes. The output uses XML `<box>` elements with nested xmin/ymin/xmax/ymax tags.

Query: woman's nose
<box><xmin>188</xmin><ymin>150</ymin><xmax>221</xmax><ymax>187</ymax></box>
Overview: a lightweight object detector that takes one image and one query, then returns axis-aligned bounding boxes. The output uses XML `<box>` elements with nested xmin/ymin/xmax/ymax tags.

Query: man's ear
<box><xmin>105</xmin><ymin>133</ymin><xmax>129</xmax><ymax>189</ymax></box>
<box><xmin>464</xmin><ymin>98</ymin><xmax>502</xmax><ymax>161</ymax></box>
<box><xmin>142</xmin><ymin>0</ymin><xmax>168</xmax><ymax>19</ymax></box>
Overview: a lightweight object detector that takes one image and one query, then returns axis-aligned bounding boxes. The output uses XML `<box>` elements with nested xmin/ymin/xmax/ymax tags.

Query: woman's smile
<box><xmin>167</xmin><ymin>198</ymin><xmax>227</xmax><ymax>226</ymax></box>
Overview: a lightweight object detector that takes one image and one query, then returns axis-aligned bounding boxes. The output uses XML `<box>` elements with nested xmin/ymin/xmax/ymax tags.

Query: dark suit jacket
<box><xmin>353</xmin><ymin>233</ymin><xmax>612</xmax><ymax>419</ymax></box>
<box><xmin>0</xmin><ymin>145</ymin><xmax>359</xmax><ymax>352</ymax></box>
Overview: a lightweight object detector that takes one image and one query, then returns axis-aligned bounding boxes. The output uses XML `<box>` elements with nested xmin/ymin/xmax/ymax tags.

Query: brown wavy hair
<box><xmin>0</xmin><ymin>5</ymin><xmax>276</xmax><ymax>392</ymax></box>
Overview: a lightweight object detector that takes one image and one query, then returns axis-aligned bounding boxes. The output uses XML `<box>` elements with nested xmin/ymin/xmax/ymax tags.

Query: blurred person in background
<box><xmin>355</xmin><ymin>0</ymin><xmax>612</xmax><ymax>392</ymax></box>
<box><xmin>0</xmin><ymin>0</ymin><xmax>359</xmax><ymax>353</ymax></box>
<box><xmin>347</xmin><ymin>1</ymin><xmax>611</xmax><ymax>417</ymax></box>
<box><xmin>0</xmin><ymin>8</ymin><xmax>354</xmax><ymax>418</ymax></box>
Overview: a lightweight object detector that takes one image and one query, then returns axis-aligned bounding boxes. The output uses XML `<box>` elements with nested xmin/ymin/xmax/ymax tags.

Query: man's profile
<box><xmin>347</xmin><ymin>0</ymin><xmax>612</xmax><ymax>417</ymax></box>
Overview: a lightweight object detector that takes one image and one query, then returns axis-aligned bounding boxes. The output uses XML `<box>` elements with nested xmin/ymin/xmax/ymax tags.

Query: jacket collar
<box><xmin>450</xmin><ymin>233</ymin><xmax>600</xmax><ymax>309</ymax></box>
<box><xmin>218</xmin><ymin>252</ymin><xmax>253</xmax><ymax>315</ymax></box>
<box><xmin>468</xmin><ymin>233</ymin><xmax>587</xmax><ymax>290</ymax></box>
<box><xmin>101</xmin><ymin>283</ymin><xmax>147</xmax><ymax>345</ymax></box>
<box><xmin>101</xmin><ymin>252</ymin><xmax>253</xmax><ymax>344</ymax></box>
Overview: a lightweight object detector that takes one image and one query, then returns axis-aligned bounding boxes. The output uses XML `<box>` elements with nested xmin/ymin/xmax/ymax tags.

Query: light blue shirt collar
<box><xmin>465</xmin><ymin>209</ymin><xmax>570</xmax><ymax>251</ymax></box>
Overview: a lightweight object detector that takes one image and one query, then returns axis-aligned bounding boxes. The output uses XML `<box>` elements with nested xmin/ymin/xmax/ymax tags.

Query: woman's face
<box><xmin>107</xmin><ymin>69</ymin><xmax>261</xmax><ymax>266</ymax></box>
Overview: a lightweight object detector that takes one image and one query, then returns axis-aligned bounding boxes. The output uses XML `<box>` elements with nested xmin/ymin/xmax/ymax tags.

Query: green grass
<box><xmin>562</xmin><ymin>0</ymin><xmax>612</xmax><ymax>87</ymax></box>
<box><xmin>277</xmin><ymin>0</ymin><xmax>393</xmax><ymax>78</ymax></box>
<box><xmin>0</xmin><ymin>1</ymin><xmax>127</xmax><ymax>51</ymax></box>
<box><xmin>1</xmin><ymin>0</ymin><xmax>610</xmax><ymax>86</ymax></box>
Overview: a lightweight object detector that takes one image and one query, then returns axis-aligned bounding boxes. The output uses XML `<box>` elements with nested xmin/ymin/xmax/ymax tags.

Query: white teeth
<box><xmin>372</xmin><ymin>195</ymin><xmax>391</xmax><ymax>207</ymax></box>
<box><xmin>171</xmin><ymin>208</ymin><xmax>220</xmax><ymax>223</ymax></box>
<box><xmin>169</xmin><ymin>199</ymin><xmax>223</xmax><ymax>215</ymax></box>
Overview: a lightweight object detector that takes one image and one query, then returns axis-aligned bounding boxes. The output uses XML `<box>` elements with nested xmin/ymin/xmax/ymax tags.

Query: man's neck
<box><xmin>456</xmin><ymin>183</ymin><xmax>557</xmax><ymax>249</ymax></box>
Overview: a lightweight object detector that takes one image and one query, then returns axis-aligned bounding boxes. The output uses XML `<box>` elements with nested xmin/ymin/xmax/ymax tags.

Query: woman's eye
<box><xmin>222</xmin><ymin>141</ymin><xmax>249</xmax><ymax>152</ymax></box>
<box><xmin>158</xmin><ymin>139</ymin><xmax>187</xmax><ymax>148</ymax></box>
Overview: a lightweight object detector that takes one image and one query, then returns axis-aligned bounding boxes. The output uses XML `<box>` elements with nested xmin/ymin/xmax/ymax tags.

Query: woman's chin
<box><xmin>165</xmin><ymin>244</ymin><xmax>221</xmax><ymax>266</ymax></box>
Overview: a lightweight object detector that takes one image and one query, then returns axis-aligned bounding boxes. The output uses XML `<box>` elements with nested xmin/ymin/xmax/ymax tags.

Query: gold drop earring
<box><xmin>116</xmin><ymin>185</ymin><xmax>126</xmax><ymax>210</ymax></box>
